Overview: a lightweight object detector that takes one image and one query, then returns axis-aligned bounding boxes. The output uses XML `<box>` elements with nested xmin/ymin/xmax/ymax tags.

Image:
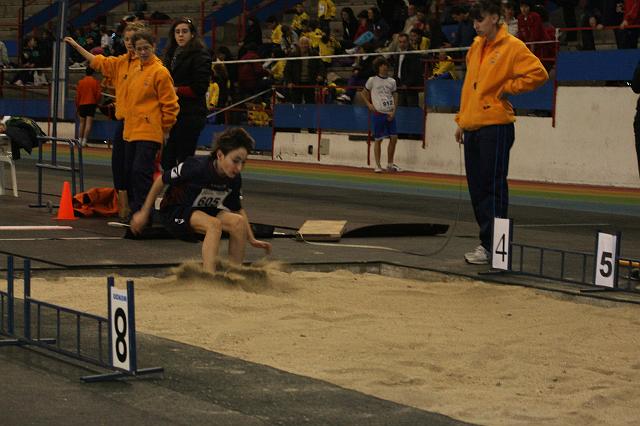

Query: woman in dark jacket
<box><xmin>340</xmin><ymin>7</ymin><xmax>358</xmax><ymax>47</ymax></box>
<box><xmin>162</xmin><ymin>17</ymin><xmax>211</xmax><ymax>170</ymax></box>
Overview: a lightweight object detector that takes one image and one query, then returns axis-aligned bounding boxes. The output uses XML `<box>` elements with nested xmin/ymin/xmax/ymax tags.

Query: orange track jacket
<box><xmin>455</xmin><ymin>24</ymin><xmax>548</xmax><ymax>131</ymax></box>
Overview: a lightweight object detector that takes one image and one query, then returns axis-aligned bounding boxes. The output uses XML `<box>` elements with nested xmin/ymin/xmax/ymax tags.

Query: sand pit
<box><xmin>28</xmin><ymin>262</ymin><xmax>640</xmax><ymax>425</ymax></box>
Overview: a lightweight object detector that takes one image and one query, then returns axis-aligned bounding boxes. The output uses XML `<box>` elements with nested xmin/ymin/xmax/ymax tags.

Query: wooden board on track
<box><xmin>297</xmin><ymin>220</ymin><xmax>347</xmax><ymax>242</ymax></box>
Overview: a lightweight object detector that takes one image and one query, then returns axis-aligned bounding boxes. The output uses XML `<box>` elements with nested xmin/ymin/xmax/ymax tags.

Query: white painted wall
<box><xmin>273</xmin><ymin>86</ymin><xmax>640</xmax><ymax>188</ymax></box>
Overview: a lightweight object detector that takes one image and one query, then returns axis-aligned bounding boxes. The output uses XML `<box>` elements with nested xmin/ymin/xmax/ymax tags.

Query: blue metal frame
<box><xmin>0</xmin><ymin>256</ymin><xmax>163</xmax><ymax>382</ymax></box>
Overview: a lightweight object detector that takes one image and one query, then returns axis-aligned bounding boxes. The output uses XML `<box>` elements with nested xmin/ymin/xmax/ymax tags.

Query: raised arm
<box><xmin>63</xmin><ymin>37</ymin><xmax>96</xmax><ymax>64</ymax></box>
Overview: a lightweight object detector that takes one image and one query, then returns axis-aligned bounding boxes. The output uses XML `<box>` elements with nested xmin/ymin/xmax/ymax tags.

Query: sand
<box><xmin>27</xmin><ymin>262</ymin><xmax>640</xmax><ymax>425</ymax></box>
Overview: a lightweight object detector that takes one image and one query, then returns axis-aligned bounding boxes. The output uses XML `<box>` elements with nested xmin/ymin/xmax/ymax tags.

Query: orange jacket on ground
<box><xmin>455</xmin><ymin>24</ymin><xmax>548</xmax><ymax>131</ymax></box>
<box><xmin>75</xmin><ymin>75</ymin><xmax>101</xmax><ymax>106</ymax></box>
<box><xmin>90</xmin><ymin>52</ymin><xmax>138</xmax><ymax>120</ymax></box>
<box><xmin>118</xmin><ymin>55</ymin><xmax>179</xmax><ymax>144</ymax></box>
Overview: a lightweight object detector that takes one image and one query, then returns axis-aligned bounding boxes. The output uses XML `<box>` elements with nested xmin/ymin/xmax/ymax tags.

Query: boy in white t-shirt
<box><xmin>360</xmin><ymin>57</ymin><xmax>401</xmax><ymax>173</ymax></box>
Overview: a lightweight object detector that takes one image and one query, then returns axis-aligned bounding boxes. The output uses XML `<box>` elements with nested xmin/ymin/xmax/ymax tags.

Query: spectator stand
<box><xmin>557</xmin><ymin>23</ymin><xmax>640</xmax><ymax>51</ymax></box>
<box><xmin>203</xmin><ymin>0</ymin><xmax>298</xmax><ymax>49</ymax></box>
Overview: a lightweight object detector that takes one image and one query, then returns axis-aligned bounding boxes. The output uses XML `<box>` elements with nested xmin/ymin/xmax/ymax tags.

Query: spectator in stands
<box><xmin>337</xmin><ymin>64</ymin><xmax>366</xmax><ymax>104</ymax></box>
<box><xmin>430</xmin><ymin>50</ymin><xmax>457</xmax><ymax>79</ymax></box>
<box><xmin>602</xmin><ymin>0</ymin><xmax>624</xmax><ymax>48</ymax></box>
<box><xmin>266</xmin><ymin>15</ymin><xmax>283</xmax><ymax>55</ymax></box>
<box><xmin>0</xmin><ymin>41</ymin><xmax>9</xmax><ymax>68</ymax></box>
<box><xmin>238</xmin><ymin>16</ymin><xmax>262</xmax><ymax>59</ymax></box>
<box><xmin>75</xmin><ymin>67</ymin><xmax>101</xmax><ymax>147</ymax></box>
<box><xmin>12</xmin><ymin>37</ymin><xmax>41</xmax><ymax>86</ymax></box>
<box><xmin>575</xmin><ymin>0</ymin><xmax>599</xmax><ymax>49</ymax></box>
<box><xmin>409</xmin><ymin>28</ymin><xmax>430</xmax><ymax>50</ymax></box>
<box><xmin>454</xmin><ymin>0</ymin><xmax>548</xmax><ymax>264</ymax></box>
<box><xmin>284</xmin><ymin>37</ymin><xmax>325</xmax><ymax>104</ymax></box>
<box><xmin>414</xmin><ymin>9</ymin><xmax>428</xmax><ymax>33</ymax></box>
<box><xmin>536</xmin><ymin>5</ymin><xmax>557</xmax><ymax>69</ymax></box>
<box><xmin>517</xmin><ymin>0</ymin><xmax>545</xmax><ymax>49</ymax></box>
<box><xmin>262</xmin><ymin>46</ymin><xmax>286</xmax><ymax>86</ymax></box>
<box><xmin>85</xmin><ymin>34</ymin><xmax>100</xmax><ymax>55</ymax></box>
<box><xmin>318</xmin><ymin>32</ymin><xmax>341</xmax><ymax>66</ymax></box>
<box><xmin>368</xmin><ymin>7</ymin><xmax>391</xmax><ymax>48</ymax></box>
<box><xmin>38</xmin><ymin>29</ymin><xmax>54</xmax><ymax>67</ymax></box>
<box><xmin>360</xmin><ymin>56</ymin><xmax>401</xmax><ymax>173</ymax></box>
<box><xmin>87</xmin><ymin>22</ymin><xmax>100</xmax><ymax>44</ymax></box>
<box><xmin>350</xmin><ymin>10</ymin><xmax>373</xmax><ymax>49</ymax></box>
<box><xmin>111</xmin><ymin>22</ymin><xmax>128</xmax><ymax>56</ymax></box>
<box><xmin>621</xmin><ymin>0</ymin><xmax>640</xmax><ymax>48</ymax></box>
<box><xmin>64</xmin><ymin>21</ymin><xmax>147</xmax><ymax>220</ymax></box>
<box><xmin>340</xmin><ymin>7</ymin><xmax>359</xmax><ymax>48</ymax></box>
<box><xmin>280</xmin><ymin>24</ymin><xmax>299</xmax><ymax>55</ymax></box>
<box><xmin>291</xmin><ymin>3</ymin><xmax>309</xmax><ymax>36</ymax></box>
<box><xmin>161</xmin><ymin>17</ymin><xmax>211</xmax><ymax>170</ymax></box>
<box><xmin>403</xmin><ymin>4</ymin><xmax>419</xmax><ymax>34</ymax></box>
<box><xmin>216</xmin><ymin>46</ymin><xmax>237</xmax><ymax>89</ymax></box>
<box><xmin>558</xmin><ymin>0</ymin><xmax>578</xmax><ymax>42</ymax></box>
<box><xmin>100</xmin><ymin>27</ymin><xmax>113</xmax><ymax>56</ymax></box>
<box><xmin>237</xmin><ymin>43</ymin><xmax>267</xmax><ymax>100</ymax></box>
<box><xmin>130</xmin><ymin>127</ymin><xmax>272</xmax><ymax>274</ymax></box>
<box><xmin>393</xmin><ymin>33</ymin><xmax>423</xmax><ymax>107</ymax></box>
<box><xmin>426</xmin><ymin>17</ymin><xmax>449</xmax><ymax>49</ymax></box>
<box><xmin>502</xmin><ymin>1</ymin><xmax>519</xmax><ymax>35</ymax></box>
<box><xmin>632</xmin><ymin>60</ymin><xmax>640</xmax><ymax>176</ymax></box>
<box><xmin>452</xmin><ymin>5</ymin><xmax>477</xmax><ymax>48</ymax></box>
<box><xmin>378</xmin><ymin>0</ymin><xmax>407</xmax><ymax>34</ymax></box>
<box><xmin>317</xmin><ymin>0</ymin><xmax>337</xmax><ymax>35</ymax></box>
<box><xmin>209</xmin><ymin>62</ymin><xmax>231</xmax><ymax>123</ymax></box>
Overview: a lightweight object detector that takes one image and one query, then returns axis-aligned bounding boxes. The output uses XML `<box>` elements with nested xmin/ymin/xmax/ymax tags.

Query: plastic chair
<box><xmin>0</xmin><ymin>134</ymin><xmax>18</xmax><ymax>197</ymax></box>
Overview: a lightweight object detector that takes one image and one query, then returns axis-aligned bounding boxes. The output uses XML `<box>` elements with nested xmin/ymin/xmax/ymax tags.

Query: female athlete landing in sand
<box><xmin>130</xmin><ymin>127</ymin><xmax>271</xmax><ymax>273</ymax></box>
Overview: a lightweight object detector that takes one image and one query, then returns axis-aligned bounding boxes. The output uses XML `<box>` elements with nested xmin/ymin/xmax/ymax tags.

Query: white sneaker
<box><xmin>374</xmin><ymin>166</ymin><xmax>384</xmax><ymax>173</ymax></box>
<box><xmin>387</xmin><ymin>164</ymin><xmax>402</xmax><ymax>172</ymax></box>
<box><xmin>464</xmin><ymin>245</ymin><xmax>490</xmax><ymax>265</ymax></box>
<box><xmin>345</xmin><ymin>47</ymin><xmax>357</xmax><ymax>54</ymax></box>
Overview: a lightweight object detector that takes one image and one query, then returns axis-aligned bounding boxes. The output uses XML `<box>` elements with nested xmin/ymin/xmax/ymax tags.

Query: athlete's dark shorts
<box><xmin>160</xmin><ymin>205</ymin><xmax>222</xmax><ymax>242</ymax></box>
<box><xmin>372</xmin><ymin>112</ymin><xmax>397</xmax><ymax>141</ymax></box>
<box><xmin>78</xmin><ymin>104</ymin><xmax>97</xmax><ymax>118</ymax></box>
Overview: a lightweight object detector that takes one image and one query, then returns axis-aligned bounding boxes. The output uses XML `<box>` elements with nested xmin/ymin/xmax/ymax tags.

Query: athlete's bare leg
<box><xmin>387</xmin><ymin>135</ymin><xmax>398</xmax><ymax>165</ymax></box>
<box><xmin>374</xmin><ymin>139</ymin><xmax>382</xmax><ymax>167</ymax></box>
<box><xmin>217</xmin><ymin>211</ymin><xmax>247</xmax><ymax>265</ymax></box>
<box><xmin>189</xmin><ymin>210</ymin><xmax>222</xmax><ymax>273</ymax></box>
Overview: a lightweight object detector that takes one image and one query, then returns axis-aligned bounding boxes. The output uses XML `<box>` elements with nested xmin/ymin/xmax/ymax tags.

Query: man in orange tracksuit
<box><xmin>454</xmin><ymin>0</ymin><xmax>548</xmax><ymax>265</ymax></box>
<box><xmin>75</xmin><ymin>67</ymin><xmax>101</xmax><ymax>147</ymax></box>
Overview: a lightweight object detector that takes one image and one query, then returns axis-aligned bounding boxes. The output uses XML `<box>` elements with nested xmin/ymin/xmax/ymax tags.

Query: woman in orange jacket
<box><xmin>120</xmin><ymin>29</ymin><xmax>179</xmax><ymax>215</ymax></box>
<box><xmin>64</xmin><ymin>21</ymin><xmax>146</xmax><ymax>219</ymax></box>
<box><xmin>454</xmin><ymin>0</ymin><xmax>548</xmax><ymax>265</ymax></box>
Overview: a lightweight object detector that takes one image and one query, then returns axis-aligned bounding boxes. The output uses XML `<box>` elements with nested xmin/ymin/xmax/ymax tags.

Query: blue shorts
<box><xmin>372</xmin><ymin>113</ymin><xmax>397</xmax><ymax>141</ymax></box>
<box><xmin>160</xmin><ymin>205</ymin><xmax>222</xmax><ymax>242</ymax></box>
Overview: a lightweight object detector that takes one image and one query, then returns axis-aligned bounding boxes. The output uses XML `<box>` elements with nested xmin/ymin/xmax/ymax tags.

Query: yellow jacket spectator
<box><xmin>318</xmin><ymin>35</ymin><xmax>341</xmax><ymax>64</ymax></box>
<box><xmin>270</xmin><ymin>60</ymin><xmax>286</xmax><ymax>81</ymax></box>
<box><xmin>207</xmin><ymin>81</ymin><xmax>219</xmax><ymax>109</ymax></box>
<box><xmin>291</xmin><ymin>3</ymin><xmax>309</xmax><ymax>33</ymax></box>
<box><xmin>303</xmin><ymin>28</ymin><xmax>324</xmax><ymax>49</ymax></box>
<box><xmin>431</xmin><ymin>53</ymin><xmax>458</xmax><ymax>79</ymax></box>
<box><xmin>267</xmin><ymin>16</ymin><xmax>283</xmax><ymax>44</ymax></box>
<box><xmin>318</xmin><ymin>0</ymin><xmax>336</xmax><ymax>20</ymax></box>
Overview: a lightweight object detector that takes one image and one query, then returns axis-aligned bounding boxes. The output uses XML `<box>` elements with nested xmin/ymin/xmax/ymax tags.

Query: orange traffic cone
<box><xmin>55</xmin><ymin>181</ymin><xmax>78</xmax><ymax>221</ymax></box>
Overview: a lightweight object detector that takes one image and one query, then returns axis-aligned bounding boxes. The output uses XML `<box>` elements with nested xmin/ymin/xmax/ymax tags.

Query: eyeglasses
<box><xmin>135</xmin><ymin>45</ymin><xmax>153</xmax><ymax>53</ymax></box>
